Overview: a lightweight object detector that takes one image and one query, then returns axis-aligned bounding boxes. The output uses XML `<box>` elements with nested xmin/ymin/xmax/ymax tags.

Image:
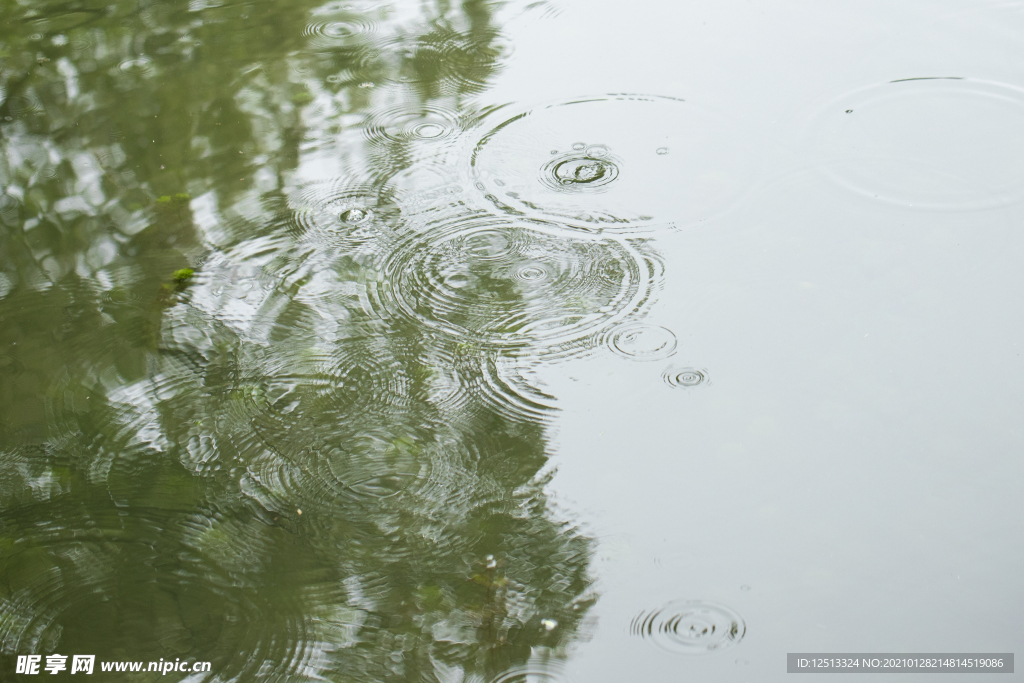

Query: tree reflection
<box><xmin>0</xmin><ymin>0</ymin><xmax>594</xmax><ymax>680</ymax></box>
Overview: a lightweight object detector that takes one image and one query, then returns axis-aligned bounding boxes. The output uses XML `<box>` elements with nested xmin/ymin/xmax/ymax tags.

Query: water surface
<box><xmin>1</xmin><ymin>0</ymin><xmax>1023</xmax><ymax>681</ymax></box>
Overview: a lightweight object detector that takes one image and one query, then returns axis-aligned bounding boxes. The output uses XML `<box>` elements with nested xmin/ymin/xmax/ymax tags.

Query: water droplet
<box><xmin>656</xmin><ymin>147</ymin><xmax>669</xmax><ymax>155</ymax></box>
<box><xmin>339</xmin><ymin>207</ymin><xmax>369</xmax><ymax>223</ymax></box>
<box><xmin>544</xmin><ymin>154</ymin><xmax>619</xmax><ymax>190</ymax></box>
<box><xmin>289</xmin><ymin>177</ymin><xmax>400</xmax><ymax>252</ymax></box>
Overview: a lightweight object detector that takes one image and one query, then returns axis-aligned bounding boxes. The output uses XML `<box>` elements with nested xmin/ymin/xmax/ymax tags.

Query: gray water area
<box><xmin>1</xmin><ymin>0</ymin><xmax>1023</xmax><ymax>681</ymax></box>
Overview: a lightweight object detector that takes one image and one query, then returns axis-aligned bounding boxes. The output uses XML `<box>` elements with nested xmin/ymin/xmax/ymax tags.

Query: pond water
<box><xmin>1</xmin><ymin>0</ymin><xmax>1022</xmax><ymax>681</ymax></box>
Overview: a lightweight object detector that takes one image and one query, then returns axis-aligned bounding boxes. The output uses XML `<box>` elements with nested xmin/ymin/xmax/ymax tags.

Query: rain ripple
<box><xmin>117</xmin><ymin>56</ymin><xmax>154</xmax><ymax>76</ymax></box>
<box><xmin>0</xmin><ymin>499</ymin><xmax>324</xmax><ymax>678</ymax></box>
<box><xmin>662</xmin><ymin>366</ymin><xmax>709</xmax><ymax>388</ymax></box>
<box><xmin>606</xmin><ymin>323</ymin><xmax>677</xmax><ymax>361</ymax></box>
<box><xmin>806</xmin><ymin>77</ymin><xmax>1024</xmax><ymax>209</ymax></box>
<box><xmin>244</xmin><ymin>419</ymin><xmax>445</xmax><ymax>517</ymax></box>
<box><xmin>368</xmin><ymin>31</ymin><xmax>513</xmax><ymax>96</ymax></box>
<box><xmin>630</xmin><ymin>600</ymin><xmax>746</xmax><ymax>655</ymax></box>
<box><xmin>288</xmin><ymin>177</ymin><xmax>402</xmax><ymax>254</ymax></box>
<box><xmin>472</xmin><ymin>95</ymin><xmax>755</xmax><ymax>233</ymax></box>
<box><xmin>303</xmin><ymin>18</ymin><xmax>377</xmax><ymax>50</ymax></box>
<box><xmin>362</xmin><ymin>105</ymin><xmax>462</xmax><ymax>146</ymax></box>
<box><xmin>367</xmin><ymin>215</ymin><xmax>658</xmax><ymax>354</ymax></box>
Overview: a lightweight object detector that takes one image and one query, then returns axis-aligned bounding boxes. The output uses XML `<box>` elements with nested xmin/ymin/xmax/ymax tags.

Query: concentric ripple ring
<box><xmin>630</xmin><ymin>600</ymin><xmax>746</xmax><ymax>655</ymax></box>
<box><xmin>366</xmin><ymin>215</ymin><xmax>657</xmax><ymax>353</ymax></box>
<box><xmin>472</xmin><ymin>94</ymin><xmax>755</xmax><ymax>233</ymax></box>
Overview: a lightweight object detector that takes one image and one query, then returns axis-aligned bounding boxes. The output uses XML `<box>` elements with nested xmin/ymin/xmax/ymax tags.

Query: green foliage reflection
<box><xmin>0</xmin><ymin>0</ymin><xmax>593</xmax><ymax>681</ymax></box>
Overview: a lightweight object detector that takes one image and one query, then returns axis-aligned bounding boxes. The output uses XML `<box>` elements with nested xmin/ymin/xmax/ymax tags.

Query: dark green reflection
<box><xmin>0</xmin><ymin>0</ymin><xmax>593</xmax><ymax>681</ymax></box>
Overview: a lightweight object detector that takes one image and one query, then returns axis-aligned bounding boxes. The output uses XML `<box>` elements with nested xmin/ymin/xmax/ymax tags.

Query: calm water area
<box><xmin>1</xmin><ymin>0</ymin><xmax>1023</xmax><ymax>681</ymax></box>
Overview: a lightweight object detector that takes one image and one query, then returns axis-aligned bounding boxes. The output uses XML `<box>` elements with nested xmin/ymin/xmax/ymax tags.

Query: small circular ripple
<box><xmin>367</xmin><ymin>32</ymin><xmax>513</xmax><ymax>96</ymax></box>
<box><xmin>361</xmin><ymin>105</ymin><xmax>462</xmax><ymax>146</ymax></box>
<box><xmin>367</xmin><ymin>215</ymin><xmax>654</xmax><ymax>352</ymax></box>
<box><xmin>99</xmin><ymin>287</ymin><xmax>145</xmax><ymax>306</ymax></box>
<box><xmin>4</xmin><ymin>95</ymin><xmax>43</xmax><ymax>117</ymax></box>
<box><xmin>117</xmin><ymin>56</ymin><xmax>154</xmax><ymax>75</ymax></box>
<box><xmin>473</xmin><ymin>94</ymin><xmax>755</xmax><ymax>233</ymax></box>
<box><xmin>631</xmin><ymin>600</ymin><xmax>746</xmax><ymax>655</ymax></box>
<box><xmin>303</xmin><ymin>16</ymin><xmax>376</xmax><ymax>49</ymax></box>
<box><xmin>289</xmin><ymin>178</ymin><xmax>401</xmax><ymax>253</ymax></box>
<box><xmin>492</xmin><ymin>665</ymin><xmax>570</xmax><ymax>683</ymax></box>
<box><xmin>70</xmin><ymin>35</ymin><xmax>93</xmax><ymax>52</ymax></box>
<box><xmin>541</xmin><ymin>149</ymin><xmax>621</xmax><ymax>192</ymax></box>
<box><xmin>606</xmin><ymin>323</ymin><xmax>677</xmax><ymax>361</ymax></box>
<box><xmin>662</xmin><ymin>366</ymin><xmax>709</xmax><ymax>388</ymax></box>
